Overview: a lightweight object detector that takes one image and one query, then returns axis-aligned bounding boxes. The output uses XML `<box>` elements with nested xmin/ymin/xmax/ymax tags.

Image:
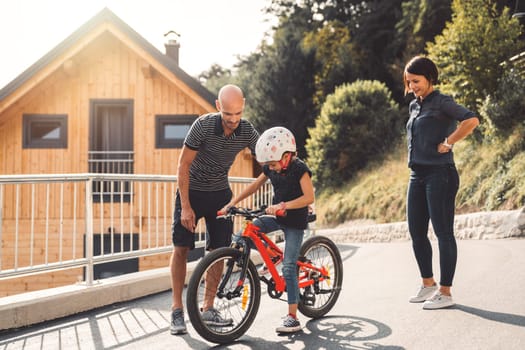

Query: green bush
<box><xmin>306</xmin><ymin>80</ymin><xmax>403</xmax><ymax>191</ymax></box>
<box><xmin>480</xmin><ymin>69</ymin><xmax>525</xmax><ymax>139</ymax></box>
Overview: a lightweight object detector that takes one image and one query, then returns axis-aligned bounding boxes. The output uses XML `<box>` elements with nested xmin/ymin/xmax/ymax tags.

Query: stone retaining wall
<box><xmin>317</xmin><ymin>207</ymin><xmax>525</xmax><ymax>243</ymax></box>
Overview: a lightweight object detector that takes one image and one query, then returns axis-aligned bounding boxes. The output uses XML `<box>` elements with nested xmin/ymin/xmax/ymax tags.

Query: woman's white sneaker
<box><xmin>409</xmin><ymin>284</ymin><xmax>438</xmax><ymax>303</ymax></box>
<box><xmin>423</xmin><ymin>292</ymin><xmax>455</xmax><ymax>309</ymax></box>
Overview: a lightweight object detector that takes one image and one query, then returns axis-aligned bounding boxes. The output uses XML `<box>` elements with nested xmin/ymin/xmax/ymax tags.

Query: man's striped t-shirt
<box><xmin>184</xmin><ymin>112</ymin><xmax>259</xmax><ymax>191</ymax></box>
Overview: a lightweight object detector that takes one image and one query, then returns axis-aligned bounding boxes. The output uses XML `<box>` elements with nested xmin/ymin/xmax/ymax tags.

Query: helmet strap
<box><xmin>278</xmin><ymin>153</ymin><xmax>292</xmax><ymax>171</ymax></box>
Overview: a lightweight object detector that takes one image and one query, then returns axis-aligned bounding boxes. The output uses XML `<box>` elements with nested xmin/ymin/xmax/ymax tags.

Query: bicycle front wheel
<box><xmin>186</xmin><ymin>247</ymin><xmax>261</xmax><ymax>344</ymax></box>
<box><xmin>298</xmin><ymin>235</ymin><xmax>343</xmax><ymax>318</ymax></box>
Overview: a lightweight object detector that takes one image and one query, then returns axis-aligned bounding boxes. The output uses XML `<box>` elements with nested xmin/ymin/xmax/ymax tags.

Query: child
<box><xmin>220</xmin><ymin>126</ymin><xmax>314</xmax><ymax>333</ymax></box>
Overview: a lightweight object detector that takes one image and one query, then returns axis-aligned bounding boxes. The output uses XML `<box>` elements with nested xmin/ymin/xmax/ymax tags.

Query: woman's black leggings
<box><xmin>407</xmin><ymin>164</ymin><xmax>459</xmax><ymax>287</ymax></box>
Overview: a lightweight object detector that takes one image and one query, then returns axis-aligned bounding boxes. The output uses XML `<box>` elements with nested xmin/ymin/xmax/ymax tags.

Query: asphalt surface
<box><xmin>1</xmin><ymin>239</ymin><xmax>524</xmax><ymax>349</ymax></box>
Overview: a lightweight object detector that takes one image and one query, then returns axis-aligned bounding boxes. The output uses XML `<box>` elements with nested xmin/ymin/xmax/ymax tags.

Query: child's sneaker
<box><xmin>275</xmin><ymin>314</ymin><xmax>302</xmax><ymax>333</ymax></box>
<box><xmin>423</xmin><ymin>292</ymin><xmax>455</xmax><ymax>309</ymax></box>
<box><xmin>409</xmin><ymin>284</ymin><xmax>438</xmax><ymax>303</ymax></box>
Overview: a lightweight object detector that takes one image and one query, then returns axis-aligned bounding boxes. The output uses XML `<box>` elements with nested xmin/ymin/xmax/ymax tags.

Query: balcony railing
<box><xmin>88</xmin><ymin>151</ymin><xmax>134</xmax><ymax>201</ymax></box>
<box><xmin>0</xmin><ymin>174</ymin><xmax>274</xmax><ymax>296</ymax></box>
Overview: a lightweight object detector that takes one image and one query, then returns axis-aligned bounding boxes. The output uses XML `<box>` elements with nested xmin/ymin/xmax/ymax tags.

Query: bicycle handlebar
<box><xmin>216</xmin><ymin>206</ymin><xmax>286</xmax><ymax>219</ymax></box>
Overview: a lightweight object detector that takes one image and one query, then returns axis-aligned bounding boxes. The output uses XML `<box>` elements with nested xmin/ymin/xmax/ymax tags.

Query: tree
<box><xmin>426</xmin><ymin>0</ymin><xmax>523</xmax><ymax>112</ymax></box>
<box><xmin>236</xmin><ymin>9</ymin><xmax>318</xmax><ymax>158</ymax></box>
<box><xmin>302</xmin><ymin>20</ymin><xmax>357</xmax><ymax>108</ymax></box>
<box><xmin>306</xmin><ymin>80</ymin><xmax>403</xmax><ymax>190</ymax></box>
<box><xmin>198</xmin><ymin>64</ymin><xmax>233</xmax><ymax>96</ymax></box>
<box><xmin>394</xmin><ymin>0</ymin><xmax>452</xmax><ymax>69</ymax></box>
<box><xmin>344</xmin><ymin>0</ymin><xmax>406</xmax><ymax>101</ymax></box>
<box><xmin>480</xmin><ymin>68</ymin><xmax>525</xmax><ymax>138</ymax></box>
<box><xmin>266</xmin><ymin>0</ymin><xmax>361</xmax><ymax>25</ymax></box>
<box><xmin>243</xmin><ymin>0</ymin><xmax>412</xmax><ymax>156</ymax></box>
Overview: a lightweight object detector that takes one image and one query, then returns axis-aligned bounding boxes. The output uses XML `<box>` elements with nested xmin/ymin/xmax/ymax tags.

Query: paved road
<box><xmin>1</xmin><ymin>239</ymin><xmax>524</xmax><ymax>349</ymax></box>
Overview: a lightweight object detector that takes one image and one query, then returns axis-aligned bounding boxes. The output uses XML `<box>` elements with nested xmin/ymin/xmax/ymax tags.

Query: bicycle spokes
<box><xmin>298</xmin><ymin>236</ymin><xmax>343</xmax><ymax>319</ymax></box>
<box><xmin>186</xmin><ymin>248</ymin><xmax>262</xmax><ymax>344</ymax></box>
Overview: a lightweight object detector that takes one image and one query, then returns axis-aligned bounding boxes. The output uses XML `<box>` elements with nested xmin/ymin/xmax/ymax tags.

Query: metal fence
<box><xmin>0</xmin><ymin>174</ymin><xmax>273</xmax><ymax>292</ymax></box>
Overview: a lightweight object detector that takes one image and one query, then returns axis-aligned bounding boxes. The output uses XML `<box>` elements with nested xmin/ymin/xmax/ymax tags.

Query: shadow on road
<box><xmin>0</xmin><ymin>244</ymin><xmax>367</xmax><ymax>350</ymax></box>
<box><xmin>336</xmin><ymin>244</ymin><xmax>360</xmax><ymax>263</ymax></box>
<box><xmin>455</xmin><ymin>304</ymin><xmax>525</xmax><ymax>327</ymax></box>
<box><xmin>210</xmin><ymin>315</ymin><xmax>404</xmax><ymax>350</ymax></box>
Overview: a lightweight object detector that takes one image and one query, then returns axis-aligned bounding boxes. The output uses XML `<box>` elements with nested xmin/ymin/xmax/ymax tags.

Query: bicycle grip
<box><xmin>275</xmin><ymin>209</ymin><xmax>287</xmax><ymax>217</ymax></box>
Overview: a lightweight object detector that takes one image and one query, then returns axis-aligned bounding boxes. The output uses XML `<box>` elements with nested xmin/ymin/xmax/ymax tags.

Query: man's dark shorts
<box><xmin>172</xmin><ymin>188</ymin><xmax>233</xmax><ymax>250</ymax></box>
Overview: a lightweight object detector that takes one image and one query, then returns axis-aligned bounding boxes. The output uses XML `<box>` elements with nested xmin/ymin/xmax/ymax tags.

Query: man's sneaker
<box><xmin>423</xmin><ymin>292</ymin><xmax>455</xmax><ymax>309</ymax></box>
<box><xmin>201</xmin><ymin>308</ymin><xmax>234</xmax><ymax>327</ymax></box>
<box><xmin>275</xmin><ymin>314</ymin><xmax>302</xmax><ymax>333</ymax></box>
<box><xmin>409</xmin><ymin>284</ymin><xmax>438</xmax><ymax>303</ymax></box>
<box><xmin>258</xmin><ymin>264</ymin><xmax>271</xmax><ymax>276</ymax></box>
<box><xmin>170</xmin><ymin>308</ymin><xmax>187</xmax><ymax>335</ymax></box>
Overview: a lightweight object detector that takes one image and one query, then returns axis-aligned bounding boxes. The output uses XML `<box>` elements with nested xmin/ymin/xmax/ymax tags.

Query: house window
<box><xmin>23</xmin><ymin>114</ymin><xmax>68</xmax><ymax>148</ymax></box>
<box><xmin>155</xmin><ymin>114</ymin><xmax>197</xmax><ymax>148</ymax></box>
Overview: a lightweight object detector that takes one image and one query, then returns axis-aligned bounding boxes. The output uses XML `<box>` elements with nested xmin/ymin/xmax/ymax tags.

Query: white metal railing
<box><xmin>88</xmin><ymin>151</ymin><xmax>134</xmax><ymax>198</ymax></box>
<box><xmin>88</xmin><ymin>151</ymin><xmax>134</xmax><ymax>174</ymax></box>
<box><xmin>0</xmin><ymin>174</ymin><xmax>273</xmax><ymax>294</ymax></box>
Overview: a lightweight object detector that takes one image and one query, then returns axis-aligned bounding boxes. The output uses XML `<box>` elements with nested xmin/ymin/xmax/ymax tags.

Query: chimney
<box><xmin>164</xmin><ymin>31</ymin><xmax>181</xmax><ymax>65</ymax></box>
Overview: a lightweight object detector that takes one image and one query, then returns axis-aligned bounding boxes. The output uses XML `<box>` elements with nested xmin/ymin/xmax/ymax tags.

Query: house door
<box><xmin>89</xmin><ymin>99</ymin><xmax>134</xmax><ymax>201</ymax></box>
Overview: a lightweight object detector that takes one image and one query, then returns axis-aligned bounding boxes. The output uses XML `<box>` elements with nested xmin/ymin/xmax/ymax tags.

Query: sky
<box><xmin>0</xmin><ymin>0</ymin><xmax>275</xmax><ymax>87</ymax></box>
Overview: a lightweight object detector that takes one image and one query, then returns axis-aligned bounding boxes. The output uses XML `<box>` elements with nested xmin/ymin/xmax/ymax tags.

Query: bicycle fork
<box><xmin>216</xmin><ymin>239</ymin><xmax>252</xmax><ymax>300</ymax></box>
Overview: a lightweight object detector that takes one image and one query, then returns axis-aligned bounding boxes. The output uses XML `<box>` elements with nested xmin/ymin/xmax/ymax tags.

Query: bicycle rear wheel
<box><xmin>186</xmin><ymin>247</ymin><xmax>261</xmax><ymax>344</ymax></box>
<box><xmin>298</xmin><ymin>235</ymin><xmax>343</xmax><ymax>318</ymax></box>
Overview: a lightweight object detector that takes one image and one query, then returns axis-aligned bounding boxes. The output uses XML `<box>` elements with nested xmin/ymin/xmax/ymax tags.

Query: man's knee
<box><xmin>172</xmin><ymin>246</ymin><xmax>189</xmax><ymax>260</ymax></box>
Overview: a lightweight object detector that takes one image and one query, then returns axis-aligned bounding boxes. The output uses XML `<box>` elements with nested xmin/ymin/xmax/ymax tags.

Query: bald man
<box><xmin>169</xmin><ymin>84</ymin><xmax>259</xmax><ymax>335</ymax></box>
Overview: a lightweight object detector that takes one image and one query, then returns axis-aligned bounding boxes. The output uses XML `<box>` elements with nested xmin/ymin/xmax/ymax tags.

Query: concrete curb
<box><xmin>0</xmin><ymin>264</ymin><xmax>177</xmax><ymax>331</ymax></box>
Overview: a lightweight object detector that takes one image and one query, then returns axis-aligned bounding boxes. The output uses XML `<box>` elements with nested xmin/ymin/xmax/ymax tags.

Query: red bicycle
<box><xmin>186</xmin><ymin>206</ymin><xmax>343</xmax><ymax>344</ymax></box>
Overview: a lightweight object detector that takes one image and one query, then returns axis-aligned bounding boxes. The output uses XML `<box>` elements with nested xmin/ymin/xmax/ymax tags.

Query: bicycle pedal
<box><xmin>302</xmin><ymin>290</ymin><xmax>315</xmax><ymax>306</ymax></box>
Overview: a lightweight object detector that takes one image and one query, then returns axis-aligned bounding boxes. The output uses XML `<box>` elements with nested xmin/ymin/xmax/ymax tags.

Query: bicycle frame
<box><xmin>238</xmin><ymin>217</ymin><xmax>331</xmax><ymax>294</ymax></box>
<box><xmin>187</xmin><ymin>207</ymin><xmax>343</xmax><ymax>344</ymax></box>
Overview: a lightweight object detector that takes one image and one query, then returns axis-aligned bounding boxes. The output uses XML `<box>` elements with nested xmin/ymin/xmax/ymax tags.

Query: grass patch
<box><xmin>315</xmin><ymin>128</ymin><xmax>525</xmax><ymax>226</ymax></box>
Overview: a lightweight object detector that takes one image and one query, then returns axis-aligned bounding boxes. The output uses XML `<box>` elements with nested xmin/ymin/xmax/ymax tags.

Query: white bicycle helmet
<box><xmin>255</xmin><ymin>126</ymin><xmax>296</xmax><ymax>163</ymax></box>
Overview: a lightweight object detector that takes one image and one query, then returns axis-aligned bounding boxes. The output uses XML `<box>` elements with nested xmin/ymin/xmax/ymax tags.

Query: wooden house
<box><xmin>0</xmin><ymin>7</ymin><xmax>255</xmax><ymax>177</ymax></box>
<box><xmin>0</xmin><ymin>8</ymin><xmax>256</xmax><ymax>296</ymax></box>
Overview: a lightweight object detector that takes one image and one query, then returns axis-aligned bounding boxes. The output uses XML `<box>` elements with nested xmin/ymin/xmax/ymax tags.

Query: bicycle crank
<box><xmin>261</xmin><ymin>276</ymin><xmax>284</xmax><ymax>299</ymax></box>
<box><xmin>301</xmin><ymin>288</ymin><xmax>316</xmax><ymax>306</ymax></box>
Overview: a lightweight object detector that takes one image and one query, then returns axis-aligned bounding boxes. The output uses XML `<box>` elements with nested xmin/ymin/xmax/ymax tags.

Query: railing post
<box><xmin>0</xmin><ymin>184</ymin><xmax>3</xmax><ymax>271</ymax></box>
<box><xmin>85</xmin><ymin>176</ymin><xmax>94</xmax><ymax>286</ymax></box>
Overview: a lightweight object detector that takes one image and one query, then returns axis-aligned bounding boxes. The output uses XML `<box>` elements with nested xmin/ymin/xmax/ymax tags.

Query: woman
<box><xmin>404</xmin><ymin>56</ymin><xmax>479</xmax><ymax>309</ymax></box>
